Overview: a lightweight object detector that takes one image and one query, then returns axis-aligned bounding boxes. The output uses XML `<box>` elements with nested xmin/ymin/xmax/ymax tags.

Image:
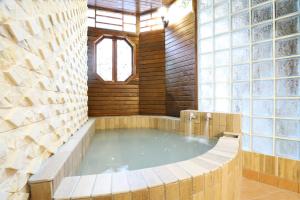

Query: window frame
<box><xmin>94</xmin><ymin>35</ymin><xmax>136</xmax><ymax>84</ymax></box>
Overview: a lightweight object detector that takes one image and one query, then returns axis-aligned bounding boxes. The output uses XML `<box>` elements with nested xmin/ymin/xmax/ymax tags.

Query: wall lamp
<box><xmin>159</xmin><ymin>6</ymin><xmax>169</xmax><ymax>27</ymax></box>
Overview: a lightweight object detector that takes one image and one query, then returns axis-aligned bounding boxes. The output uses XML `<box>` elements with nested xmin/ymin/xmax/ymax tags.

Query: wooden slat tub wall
<box><xmin>87</xmin><ymin>28</ymin><xmax>140</xmax><ymax>116</ymax></box>
<box><xmin>139</xmin><ymin>29</ymin><xmax>166</xmax><ymax>115</ymax></box>
<box><xmin>165</xmin><ymin>12</ymin><xmax>197</xmax><ymax>117</ymax></box>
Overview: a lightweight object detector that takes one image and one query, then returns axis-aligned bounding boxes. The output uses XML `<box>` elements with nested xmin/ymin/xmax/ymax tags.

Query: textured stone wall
<box><xmin>0</xmin><ymin>0</ymin><xmax>88</xmax><ymax>199</ymax></box>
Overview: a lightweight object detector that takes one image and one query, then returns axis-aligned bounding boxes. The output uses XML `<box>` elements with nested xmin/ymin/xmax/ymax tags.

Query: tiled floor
<box><xmin>240</xmin><ymin>178</ymin><xmax>300</xmax><ymax>200</ymax></box>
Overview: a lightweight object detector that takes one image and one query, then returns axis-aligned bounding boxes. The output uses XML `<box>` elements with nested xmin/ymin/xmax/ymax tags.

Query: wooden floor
<box><xmin>240</xmin><ymin>178</ymin><xmax>300</xmax><ymax>200</ymax></box>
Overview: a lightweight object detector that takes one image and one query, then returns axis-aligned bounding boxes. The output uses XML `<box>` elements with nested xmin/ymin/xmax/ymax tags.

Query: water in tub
<box><xmin>75</xmin><ymin>128</ymin><xmax>217</xmax><ymax>175</ymax></box>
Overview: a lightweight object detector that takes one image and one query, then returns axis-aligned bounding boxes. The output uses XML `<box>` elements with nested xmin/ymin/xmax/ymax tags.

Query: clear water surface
<box><xmin>75</xmin><ymin>128</ymin><xmax>217</xmax><ymax>175</ymax></box>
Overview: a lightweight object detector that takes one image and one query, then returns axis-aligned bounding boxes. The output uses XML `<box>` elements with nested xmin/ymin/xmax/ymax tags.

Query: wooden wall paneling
<box><xmin>87</xmin><ymin>28</ymin><xmax>140</xmax><ymax>116</ymax></box>
<box><xmin>139</xmin><ymin>30</ymin><xmax>166</xmax><ymax>115</ymax></box>
<box><xmin>165</xmin><ymin>12</ymin><xmax>197</xmax><ymax>117</ymax></box>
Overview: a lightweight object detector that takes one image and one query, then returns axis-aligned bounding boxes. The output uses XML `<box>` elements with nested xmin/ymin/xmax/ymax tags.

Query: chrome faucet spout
<box><xmin>189</xmin><ymin>113</ymin><xmax>196</xmax><ymax>121</ymax></box>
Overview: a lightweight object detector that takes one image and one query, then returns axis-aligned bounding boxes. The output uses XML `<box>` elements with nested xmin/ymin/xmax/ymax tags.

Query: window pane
<box><xmin>124</xmin><ymin>15</ymin><xmax>136</xmax><ymax>24</ymax></box>
<box><xmin>87</xmin><ymin>8</ymin><xmax>95</xmax><ymax>18</ymax></box>
<box><xmin>124</xmin><ymin>24</ymin><xmax>136</xmax><ymax>33</ymax></box>
<box><xmin>87</xmin><ymin>18</ymin><xmax>95</xmax><ymax>27</ymax></box>
<box><xmin>117</xmin><ymin>40</ymin><xmax>133</xmax><ymax>81</ymax></box>
<box><xmin>97</xmin><ymin>38</ymin><xmax>113</xmax><ymax>81</ymax></box>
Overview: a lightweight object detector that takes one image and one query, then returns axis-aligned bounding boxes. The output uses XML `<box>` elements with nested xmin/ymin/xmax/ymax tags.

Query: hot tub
<box><xmin>75</xmin><ymin>128</ymin><xmax>217</xmax><ymax>175</ymax></box>
<box><xmin>29</xmin><ymin>112</ymin><xmax>242</xmax><ymax>200</ymax></box>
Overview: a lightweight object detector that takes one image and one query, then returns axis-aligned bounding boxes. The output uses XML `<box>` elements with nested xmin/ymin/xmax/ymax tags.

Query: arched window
<box><xmin>95</xmin><ymin>36</ymin><xmax>134</xmax><ymax>82</ymax></box>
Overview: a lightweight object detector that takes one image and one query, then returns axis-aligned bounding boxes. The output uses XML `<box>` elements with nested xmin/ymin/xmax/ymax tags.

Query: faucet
<box><xmin>206</xmin><ymin>113</ymin><xmax>212</xmax><ymax>120</ymax></box>
<box><xmin>189</xmin><ymin>112</ymin><xmax>196</xmax><ymax>121</ymax></box>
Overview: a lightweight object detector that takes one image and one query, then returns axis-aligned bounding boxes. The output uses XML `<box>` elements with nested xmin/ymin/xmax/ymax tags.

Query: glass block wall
<box><xmin>197</xmin><ymin>0</ymin><xmax>300</xmax><ymax>160</ymax></box>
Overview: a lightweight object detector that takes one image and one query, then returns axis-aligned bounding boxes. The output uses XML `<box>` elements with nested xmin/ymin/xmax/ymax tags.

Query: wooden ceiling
<box><xmin>87</xmin><ymin>0</ymin><xmax>174</xmax><ymax>14</ymax></box>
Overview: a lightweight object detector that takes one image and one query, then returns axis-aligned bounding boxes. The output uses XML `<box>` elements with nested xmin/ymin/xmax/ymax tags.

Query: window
<box><xmin>96</xmin><ymin>36</ymin><xmax>134</xmax><ymax>82</ymax></box>
<box><xmin>140</xmin><ymin>11</ymin><xmax>163</xmax><ymax>32</ymax></box>
<box><xmin>198</xmin><ymin>0</ymin><xmax>300</xmax><ymax>160</ymax></box>
<box><xmin>87</xmin><ymin>8</ymin><xmax>136</xmax><ymax>33</ymax></box>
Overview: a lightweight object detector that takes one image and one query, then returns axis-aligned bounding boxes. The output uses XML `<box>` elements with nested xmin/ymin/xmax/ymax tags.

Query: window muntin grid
<box><xmin>87</xmin><ymin>8</ymin><xmax>136</xmax><ymax>33</ymax></box>
<box><xmin>198</xmin><ymin>0</ymin><xmax>300</xmax><ymax>160</ymax></box>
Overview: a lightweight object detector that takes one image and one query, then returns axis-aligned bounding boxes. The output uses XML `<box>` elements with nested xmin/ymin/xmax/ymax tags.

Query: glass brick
<box><xmin>215</xmin><ymin>50</ymin><xmax>230</xmax><ymax>66</ymax></box>
<box><xmin>215</xmin><ymin>34</ymin><xmax>230</xmax><ymax>50</ymax></box>
<box><xmin>199</xmin><ymin>69</ymin><xmax>213</xmax><ymax>83</ymax></box>
<box><xmin>216</xmin><ymin>83</ymin><xmax>230</xmax><ymax>97</ymax></box>
<box><xmin>252</xmin><ymin>0</ymin><xmax>269</xmax><ymax>6</ymax></box>
<box><xmin>242</xmin><ymin>116</ymin><xmax>250</xmax><ymax>133</ymax></box>
<box><xmin>253</xmin><ymin>136</ymin><xmax>273</xmax><ymax>155</ymax></box>
<box><xmin>214</xmin><ymin>3</ymin><xmax>229</xmax><ymax>19</ymax></box>
<box><xmin>215</xmin><ymin>18</ymin><xmax>229</xmax><ymax>34</ymax></box>
<box><xmin>275</xmin><ymin>139</ymin><xmax>300</xmax><ymax>160</ymax></box>
<box><xmin>253</xmin><ymin>80</ymin><xmax>274</xmax><ymax>97</ymax></box>
<box><xmin>275</xmin><ymin>0</ymin><xmax>300</xmax><ymax>18</ymax></box>
<box><xmin>232</xmin><ymin>47</ymin><xmax>250</xmax><ymax>64</ymax></box>
<box><xmin>252</xmin><ymin>118</ymin><xmax>273</xmax><ymax>136</ymax></box>
<box><xmin>200</xmin><ymin>38</ymin><xmax>213</xmax><ymax>53</ymax></box>
<box><xmin>252</xmin><ymin>22</ymin><xmax>273</xmax><ymax>42</ymax></box>
<box><xmin>276</xmin><ymin>99</ymin><xmax>300</xmax><ymax>117</ymax></box>
<box><xmin>233</xmin><ymin>82</ymin><xmax>250</xmax><ymax>98</ymax></box>
<box><xmin>215</xmin><ymin>99</ymin><xmax>230</xmax><ymax>112</ymax></box>
<box><xmin>232</xmin><ymin>12</ymin><xmax>249</xmax><ymax>30</ymax></box>
<box><xmin>232</xmin><ymin>29</ymin><xmax>250</xmax><ymax>47</ymax></box>
<box><xmin>199</xmin><ymin>0</ymin><xmax>213</xmax><ymax>10</ymax></box>
<box><xmin>233</xmin><ymin>64</ymin><xmax>250</xmax><ymax>81</ymax></box>
<box><xmin>200</xmin><ymin>84</ymin><xmax>213</xmax><ymax>98</ymax></box>
<box><xmin>252</xmin><ymin>42</ymin><xmax>273</xmax><ymax>61</ymax></box>
<box><xmin>276</xmin><ymin>78</ymin><xmax>300</xmax><ymax>97</ymax></box>
<box><xmin>199</xmin><ymin>99</ymin><xmax>214</xmax><ymax>111</ymax></box>
<box><xmin>232</xmin><ymin>99</ymin><xmax>250</xmax><ymax>114</ymax></box>
<box><xmin>252</xmin><ymin>3</ymin><xmax>273</xmax><ymax>24</ymax></box>
<box><xmin>276</xmin><ymin>58</ymin><xmax>300</xmax><ymax>77</ymax></box>
<box><xmin>252</xmin><ymin>99</ymin><xmax>273</xmax><ymax>117</ymax></box>
<box><xmin>215</xmin><ymin>67</ymin><xmax>230</xmax><ymax>82</ymax></box>
<box><xmin>200</xmin><ymin>8</ymin><xmax>213</xmax><ymax>24</ymax></box>
<box><xmin>276</xmin><ymin>119</ymin><xmax>300</xmax><ymax>139</ymax></box>
<box><xmin>276</xmin><ymin>15</ymin><xmax>300</xmax><ymax>37</ymax></box>
<box><xmin>199</xmin><ymin>23</ymin><xmax>213</xmax><ymax>38</ymax></box>
<box><xmin>275</xmin><ymin>36</ymin><xmax>300</xmax><ymax>58</ymax></box>
<box><xmin>252</xmin><ymin>61</ymin><xmax>273</xmax><ymax>79</ymax></box>
<box><xmin>232</xmin><ymin>0</ymin><xmax>249</xmax><ymax>13</ymax></box>
<box><xmin>200</xmin><ymin>53</ymin><xmax>213</xmax><ymax>68</ymax></box>
<box><xmin>242</xmin><ymin>134</ymin><xmax>251</xmax><ymax>150</ymax></box>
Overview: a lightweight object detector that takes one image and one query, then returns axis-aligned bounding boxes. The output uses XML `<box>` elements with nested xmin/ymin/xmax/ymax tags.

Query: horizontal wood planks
<box><xmin>165</xmin><ymin>13</ymin><xmax>197</xmax><ymax>117</ymax></box>
<box><xmin>87</xmin><ymin>27</ymin><xmax>140</xmax><ymax>116</ymax></box>
<box><xmin>139</xmin><ymin>30</ymin><xmax>166</xmax><ymax>115</ymax></box>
